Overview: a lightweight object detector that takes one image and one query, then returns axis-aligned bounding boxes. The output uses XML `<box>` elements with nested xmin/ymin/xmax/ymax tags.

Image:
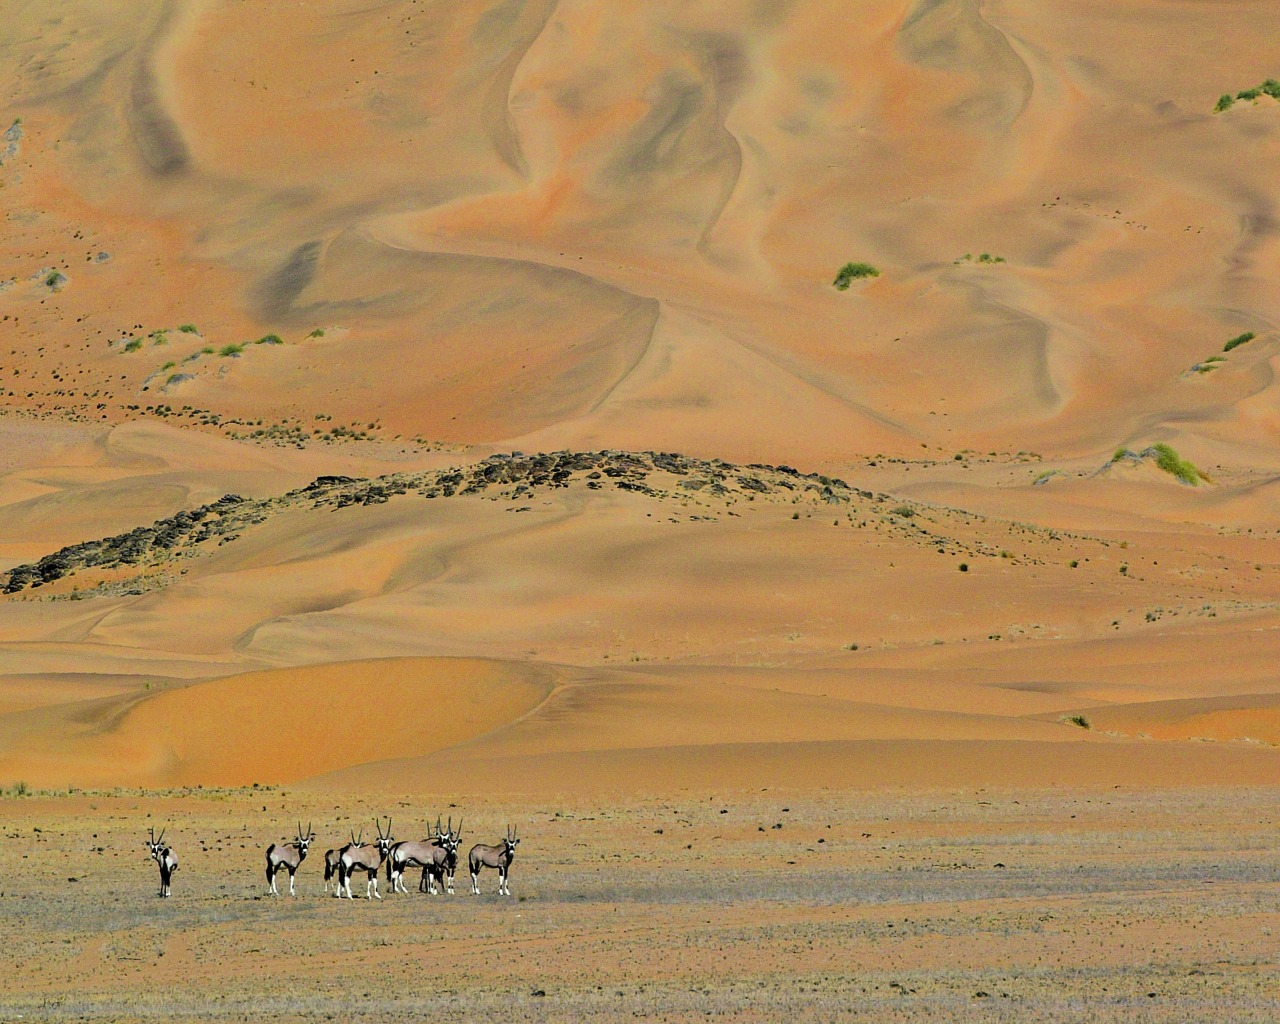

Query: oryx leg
<box><xmin>267</xmin><ymin>865</ymin><xmax>278</xmax><ymax>895</ymax></box>
<box><xmin>367</xmin><ymin>870</ymin><xmax>381</xmax><ymax>901</ymax></box>
<box><xmin>500</xmin><ymin>867</ymin><xmax>508</xmax><ymax>896</ymax></box>
<box><xmin>288</xmin><ymin>867</ymin><xmax>297</xmax><ymax>897</ymax></box>
<box><xmin>470</xmin><ymin>870</ymin><xmax>480</xmax><ymax>895</ymax></box>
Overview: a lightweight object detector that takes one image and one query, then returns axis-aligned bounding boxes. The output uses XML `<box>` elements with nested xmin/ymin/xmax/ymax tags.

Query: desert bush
<box><xmin>1215</xmin><ymin>93</ymin><xmax>1235</xmax><ymax>112</ymax></box>
<box><xmin>1151</xmin><ymin>443</ymin><xmax>1203</xmax><ymax>485</ymax></box>
<box><xmin>178</xmin><ymin>324</ymin><xmax>199</xmax><ymax>334</ymax></box>
<box><xmin>1223</xmin><ymin>331</ymin><xmax>1256</xmax><ymax>352</ymax></box>
<box><xmin>218</xmin><ymin>343</ymin><xmax>244</xmax><ymax>357</ymax></box>
<box><xmin>255</xmin><ymin>334</ymin><xmax>283</xmax><ymax>345</ymax></box>
<box><xmin>891</xmin><ymin>505</ymin><xmax>915</xmax><ymax>518</ymax></box>
<box><xmin>833</xmin><ymin>262</ymin><xmax>879</xmax><ymax>289</ymax></box>
<box><xmin>1064</xmin><ymin>714</ymin><xmax>1090</xmax><ymax>729</ymax></box>
<box><xmin>123</xmin><ymin>338</ymin><xmax>142</xmax><ymax>352</ymax></box>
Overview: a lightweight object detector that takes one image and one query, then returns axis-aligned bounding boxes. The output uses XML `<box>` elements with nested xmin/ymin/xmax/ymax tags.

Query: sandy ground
<box><xmin>1</xmin><ymin>1</ymin><xmax>1279</xmax><ymax>1018</ymax></box>
<box><xmin>1</xmin><ymin>787</ymin><xmax>1277</xmax><ymax>1022</ymax></box>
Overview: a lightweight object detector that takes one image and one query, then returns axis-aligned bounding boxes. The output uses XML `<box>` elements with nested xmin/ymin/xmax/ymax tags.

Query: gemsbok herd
<box><xmin>147</xmin><ymin>816</ymin><xmax>520</xmax><ymax>900</ymax></box>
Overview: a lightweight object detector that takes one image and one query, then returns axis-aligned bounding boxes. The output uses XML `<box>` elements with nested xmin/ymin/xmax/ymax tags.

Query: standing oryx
<box><xmin>385</xmin><ymin>816</ymin><xmax>460</xmax><ymax>895</ymax></box>
<box><xmin>337</xmin><ymin>817</ymin><xmax>395</xmax><ymax>900</ymax></box>
<box><xmin>420</xmin><ymin>817</ymin><xmax>462</xmax><ymax>895</ymax></box>
<box><xmin>265</xmin><ymin>822</ymin><xmax>313</xmax><ymax>896</ymax></box>
<box><xmin>469</xmin><ymin>825</ymin><xmax>519</xmax><ymax>896</ymax></box>
<box><xmin>325</xmin><ymin>828</ymin><xmax>364</xmax><ymax>894</ymax></box>
<box><xmin>146</xmin><ymin>826</ymin><xmax>178</xmax><ymax>898</ymax></box>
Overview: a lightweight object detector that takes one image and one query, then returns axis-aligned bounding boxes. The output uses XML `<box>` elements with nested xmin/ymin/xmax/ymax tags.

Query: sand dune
<box><xmin>0</xmin><ymin>658</ymin><xmax>553</xmax><ymax>789</ymax></box>
<box><xmin>1</xmin><ymin>2</ymin><xmax>1279</xmax><ymax>797</ymax></box>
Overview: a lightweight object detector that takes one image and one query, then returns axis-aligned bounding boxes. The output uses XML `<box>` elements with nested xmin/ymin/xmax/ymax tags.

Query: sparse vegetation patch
<box><xmin>1151</xmin><ymin>443</ymin><xmax>1204</xmax><ymax>486</ymax></box>
<box><xmin>1223</xmin><ymin>331</ymin><xmax>1256</xmax><ymax>353</ymax></box>
<box><xmin>833</xmin><ymin>262</ymin><xmax>879</xmax><ymax>290</ymax></box>
<box><xmin>1217</xmin><ymin>79</ymin><xmax>1280</xmax><ymax>109</ymax></box>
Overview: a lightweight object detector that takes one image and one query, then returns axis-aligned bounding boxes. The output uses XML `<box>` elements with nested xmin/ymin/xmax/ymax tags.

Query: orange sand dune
<box><xmin>1083</xmin><ymin>692</ymin><xmax>1280</xmax><ymax>747</ymax></box>
<box><xmin>2</xmin><ymin>2</ymin><xmax>1280</xmax><ymax>797</ymax></box>
<box><xmin>4</xmin><ymin>1</ymin><xmax>1279</xmax><ymax>460</ymax></box>
<box><xmin>0</xmin><ymin>658</ymin><xmax>554</xmax><ymax>789</ymax></box>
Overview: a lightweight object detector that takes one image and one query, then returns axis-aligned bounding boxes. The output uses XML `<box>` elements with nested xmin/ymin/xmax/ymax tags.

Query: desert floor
<box><xmin>1</xmin><ymin>787</ymin><xmax>1278</xmax><ymax>1023</ymax></box>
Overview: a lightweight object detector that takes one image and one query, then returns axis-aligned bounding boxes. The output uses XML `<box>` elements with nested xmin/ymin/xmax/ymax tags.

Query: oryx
<box><xmin>420</xmin><ymin>816</ymin><xmax>462</xmax><ymax>895</ymax></box>
<box><xmin>337</xmin><ymin>817</ymin><xmax>395</xmax><ymax>900</ymax></box>
<box><xmin>146</xmin><ymin>826</ymin><xmax>178</xmax><ymax>898</ymax></box>
<box><xmin>324</xmin><ymin>827</ymin><xmax>363</xmax><ymax>894</ymax></box>
<box><xmin>265</xmin><ymin>821</ymin><xmax>313</xmax><ymax>896</ymax></box>
<box><xmin>385</xmin><ymin>816</ymin><xmax>460</xmax><ymax>895</ymax></box>
<box><xmin>469</xmin><ymin>825</ymin><xmax>519</xmax><ymax>896</ymax></box>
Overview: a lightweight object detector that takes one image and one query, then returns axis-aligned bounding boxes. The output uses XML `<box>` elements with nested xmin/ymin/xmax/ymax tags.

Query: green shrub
<box><xmin>1223</xmin><ymin>331</ymin><xmax>1256</xmax><ymax>352</ymax></box>
<box><xmin>1152</xmin><ymin>443</ymin><xmax>1203</xmax><ymax>485</ymax></box>
<box><xmin>218</xmin><ymin>343</ymin><xmax>244</xmax><ymax>357</ymax></box>
<box><xmin>1215</xmin><ymin>93</ymin><xmax>1235</xmax><ymax>112</ymax></box>
<box><xmin>833</xmin><ymin>262</ymin><xmax>880</xmax><ymax>290</ymax></box>
<box><xmin>123</xmin><ymin>338</ymin><xmax>142</xmax><ymax>352</ymax></box>
<box><xmin>255</xmin><ymin>334</ymin><xmax>283</xmax><ymax>345</ymax></box>
<box><xmin>1238</xmin><ymin>87</ymin><xmax>1262</xmax><ymax>101</ymax></box>
<box><xmin>161</xmin><ymin>361</ymin><xmax>176</xmax><ymax>371</ymax></box>
<box><xmin>1111</xmin><ymin>447</ymin><xmax>1130</xmax><ymax>463</ymax></box>
<box><xmin>1263</xmin><ymin>79</ymin><xmax>1280</xmax><ymax>99</ymax></box>
<box><xmin>307</xmin><ymin>328</ymin><xmax>325</xmax><ymax>338</ymax></box>
<box><xmin>891</xmin><ymin>505</ymin><xmax>915</xmax><ymax>518</ymax></box>
<box><xmin>1064</xmin><ymin>714</ymin><xmax>1090</xmax><ymax>729</ymax></box>
<box><xmin>178</xmin><ymin>324</ymin><xmax>199</xmax><ymax>334</ymax></box>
